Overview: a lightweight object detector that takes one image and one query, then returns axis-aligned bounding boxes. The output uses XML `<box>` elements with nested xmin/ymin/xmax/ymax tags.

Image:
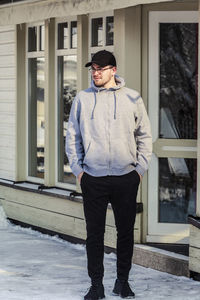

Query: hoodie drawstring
<box><xmin>92</xmin><ymin>90</ymin><xmax>117</xmax><ymax>119</ymax></box>
<box><xmin>114</xmin><ymin>91</ymin><xmax>117</xmax><ymax>120</ymax></box>
<box><xmin>91</xmin><ymin>92</ymin><xmax>97</xmax><ymax>119</ymax></box>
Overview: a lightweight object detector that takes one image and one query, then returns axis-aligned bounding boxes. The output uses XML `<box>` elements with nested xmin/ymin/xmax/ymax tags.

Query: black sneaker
<box><xmin>84</xmin><ymin>283</ymin><xmax>105</xmax><ymax>300</ymax></box>
<box><xmin>112</xmin><ymin>279</ymin><xmax>135</xmax><ymax>299</ymax></box>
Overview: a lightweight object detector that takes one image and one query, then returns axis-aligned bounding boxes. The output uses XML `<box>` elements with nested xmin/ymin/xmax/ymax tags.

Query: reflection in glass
<box><xmin>106</xmin><ymin>16</ymin><xmax>114</xmax><ymax>46</ymax></box>
<box><xmin>28</xmin><ymin>26</ymin><xmax>37</xmax><ymax>52</ymax></box>
<box><xmin>57</xmin><ymin>55</ymin><xmax>77</xmax><ymax>184</ymax></box>
<box><xmin>58</xmin><ymin>22</ymin><xmax>68</xmax><ymax>49</ymax></box>
<box><xmin>71</xmin><ymin>21</ymin><xmax>77</xmax><ymax>49</ymax></box>
<box><xmin>159</xmin><ymin>23</ymin><xmax>198</xmax><ymax>139</ymax></box>
<box><xmin>39</xmin><ymin>25</ymin><xmax>45</xmax><ymax>51</ymax></box>
<box><xmin>28</xmin><ymin>57</ymin><xmax>45</xmax><ymax>178</ymax></box>
<box><xmin>159</xmin><ymin>158</ymin><xmax>196</xmax><ymax>223</ymax></box>
<box><xmin>91</xmin><ymin>18</ymin><xmax>103</xmax><ymax>47</ymax></box>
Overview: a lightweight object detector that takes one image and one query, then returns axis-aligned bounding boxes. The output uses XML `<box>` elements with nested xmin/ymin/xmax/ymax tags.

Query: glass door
<box><xmin>148</xmin><ymin>11</ymin><xmax>198</xmax><ymax>243</ymax></box>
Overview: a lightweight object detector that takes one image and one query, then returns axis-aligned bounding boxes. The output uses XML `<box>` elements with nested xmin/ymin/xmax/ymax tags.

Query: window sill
<box><xmin>0</xmin><ymin>179</ymin><xmax>143</xmax><ymax>213</ymax></box>
<box><xmin>0</xmin><ymin>179</ymin><xmax>82</xmax><ymax>203</ymax></box>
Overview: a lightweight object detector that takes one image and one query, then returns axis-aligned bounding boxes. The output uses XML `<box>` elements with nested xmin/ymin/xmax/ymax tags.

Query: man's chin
<box><xmin>94</xmin><ymin>81</ymin><xmax>103</xmax><ymax>87</ymax></box>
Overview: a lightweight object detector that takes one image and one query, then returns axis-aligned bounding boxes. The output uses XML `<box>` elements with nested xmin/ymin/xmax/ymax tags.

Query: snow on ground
<box><xmin>0</xmin><ymin>206</ymin><xmax>200</xmax><ymax>300</ymax></box>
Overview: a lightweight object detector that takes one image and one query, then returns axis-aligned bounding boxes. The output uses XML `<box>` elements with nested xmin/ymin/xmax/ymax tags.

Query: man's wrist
<box><xmin>77</xmin><ymin>171</ymin><xmax>84</xmax><ymax>184</ymax></box>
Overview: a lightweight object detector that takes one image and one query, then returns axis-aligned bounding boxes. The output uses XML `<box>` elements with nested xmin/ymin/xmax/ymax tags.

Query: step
<box><xmin>133</xmin><ymin>244</ymin><xmax>189</xmax><ymax>277</ymax></box>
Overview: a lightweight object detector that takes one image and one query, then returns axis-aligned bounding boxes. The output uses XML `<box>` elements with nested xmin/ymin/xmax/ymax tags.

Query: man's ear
<box><xmin>112</xmin><ymin>66</ymin><xmax>117</xmax><ymax>75</ymax></box>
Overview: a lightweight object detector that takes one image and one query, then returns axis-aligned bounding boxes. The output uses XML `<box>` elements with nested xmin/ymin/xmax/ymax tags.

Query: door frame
<box><xmin>147</xmin><ymin>11</ymin><xmax>198</xmax><ymax>244</ymax></box>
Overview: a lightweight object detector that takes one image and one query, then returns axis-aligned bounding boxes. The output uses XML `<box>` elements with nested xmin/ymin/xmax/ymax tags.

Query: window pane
<box><xmin>57</xmin><ymin>55</ymin><xmax>77</xmax><ymax>184</ymax></box>
<box><xmin>28</xmin><ymin>57</ymin><xmax>45</xmax><ymax>178</ymax></box>
<box><xmin>159</xmin><ymin>23</ymin><xmax>198</xmax><ymax>139</ymax></box>
<box><xmin>91</xmin><ymin>18</ymin><xmax>103</xmax><ymax>47</ymax></box>
<box><xmin>71</xmin><ymin>21</ymin><xmax>77</xmax><ymax>49</ymax></box>
<box><xmin>159</xmin><ymin>158</ymin><xmax>196</xmax><ymax>224</ymax></box>
<box><xmin>106</xmin><ymin>16</ymin><xmax>114</xmax><ymax>46</ymax></box>
<box><xmin>39</xmin><ymin>25</ymin><xmax>45</xmax><ymax>51</ymax></box>
<box><xmin>28</xmin><ymin>26</ymin><xmax>37</xmax><ymax>52</ymax></box>
<box><xmin>58</xmin><ymin>22</ymin><xmax>68</xmax><ymax>49</ymax></box>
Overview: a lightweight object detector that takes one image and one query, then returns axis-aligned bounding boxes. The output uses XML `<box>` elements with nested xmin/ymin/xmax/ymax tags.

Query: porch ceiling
<box><xmin>0</xmin><ymin>0</ymin><xmax>177</xmax><ymax>26</ymax></box>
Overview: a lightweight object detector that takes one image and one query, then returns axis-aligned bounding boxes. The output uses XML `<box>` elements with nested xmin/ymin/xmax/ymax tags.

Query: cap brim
<box><xmin>85</xmin><ymin>61</ymin><xmax>107</xmax><ymax>68</ymax></box>
<box><xmin>85</xmin><ymin>62</ymin><xmax>92</xmax><ymax>67</ymax></box>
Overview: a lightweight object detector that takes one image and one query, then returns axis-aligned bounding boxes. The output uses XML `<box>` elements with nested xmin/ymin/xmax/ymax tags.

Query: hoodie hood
<box><xmin>90</xmin><ymin>75</ymin><xmax>125</xmax><ymax>119</ymax></box>
<box><xmin>90</xmin><ymin>75</ymin><xmax>125</xmax><ymax>91</ymax></box>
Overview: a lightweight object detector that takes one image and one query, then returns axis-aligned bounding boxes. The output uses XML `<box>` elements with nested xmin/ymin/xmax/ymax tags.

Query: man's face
<box><xmin>91</xmin><ymin>63</ymin><xmax>116</xmax><ymax>87</ymax></box>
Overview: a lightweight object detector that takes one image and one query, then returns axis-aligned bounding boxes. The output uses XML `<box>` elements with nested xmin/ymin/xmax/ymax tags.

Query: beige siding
<box><xmin>189</xmin><ymin>225</ymin><xmax>200</xmax><ymax>273</ymax></box>
<box><xmin>1</xmin><ymin>185</ymin><xmax>141</xmax><ymax>248</ymax></box>
<box><xmin>0</xmin><ymin>25</ymin><xmax>16</xmax><ymax>180</ymax></box>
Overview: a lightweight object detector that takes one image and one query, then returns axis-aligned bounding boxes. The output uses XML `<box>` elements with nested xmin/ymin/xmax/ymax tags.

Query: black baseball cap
<box><xmin>85</xmin><ymin>50</ymin><xmax>116</xmax><ymax>68</ymax></box>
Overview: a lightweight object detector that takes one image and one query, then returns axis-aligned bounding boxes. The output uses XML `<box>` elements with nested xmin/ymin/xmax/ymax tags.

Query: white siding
<box><xmin>0</xmin><ymin>26</ymin><xmax>16</xmax><ymax>180</ymax></box>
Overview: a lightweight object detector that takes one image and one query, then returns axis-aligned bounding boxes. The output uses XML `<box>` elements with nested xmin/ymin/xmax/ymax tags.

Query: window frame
<box><xmin>89</xmin><ymin>11</ymin><xmax>114</xmax><ymax>55</ymax></box>
<box><xmin>147</xmin><ymin>11</ymin><xmax>198</xmax><ymax>243</ymax></box>
<box><xmin>88</xmin><ymin>11</ymin><xmax>114</xmax><ymax>83</ymax></box>
<box><xmin>26</xmin><ymin>21</ymin><xmax>45</xmax><ymax>184</ymax></box>
<box><xmin>55</xmin><ymin>17</ymin><xmax>77</xmax><ymax>191</ymax></box>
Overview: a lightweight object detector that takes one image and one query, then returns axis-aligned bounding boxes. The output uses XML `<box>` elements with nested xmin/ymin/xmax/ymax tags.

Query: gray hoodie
<box><xmin>65</xmin><ymin>75</ymin><xmax>152</xmax><ymax>177</ymax></box>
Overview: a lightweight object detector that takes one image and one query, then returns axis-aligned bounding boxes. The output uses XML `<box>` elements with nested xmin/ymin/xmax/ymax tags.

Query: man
<box><xmin>66</xmin><ymin>50</ymin><xmax>152</xmax><ymax>300</ymax></box>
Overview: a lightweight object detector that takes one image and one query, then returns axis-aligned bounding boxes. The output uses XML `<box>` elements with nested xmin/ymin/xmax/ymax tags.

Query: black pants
<box><xmin>81</xmin><ymin>170</ymin><xmax>140</xmax><ymax>284</ymax></box>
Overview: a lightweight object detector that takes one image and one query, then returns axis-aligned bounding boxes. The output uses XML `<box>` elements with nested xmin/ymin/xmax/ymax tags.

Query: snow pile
<box><xmin>1</xmin><ymin>205</ymin><xmax>200</xmax><ymax>299</ymax></box>
<box><xmin>0</xmin><ymin>205</ymin><xmax>10</xmax><ymax>229</ymax></box>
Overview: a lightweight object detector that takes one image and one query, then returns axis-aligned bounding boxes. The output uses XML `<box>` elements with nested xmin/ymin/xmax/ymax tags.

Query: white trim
<box><xmin>56</xmin><ymin>49</ymin><xmax>77</xmax><ymax>56</ymax></box>
<box><xmin>146</xmin><ymin>234</ymin><xmax>189</xmax><ymax>244</ymax></box>
<box><xmin>148</xmin><ymin>11</ymin><xmax>198</xmax><ymax>242</ymax></box>
<box><xmin>26</xmin><ymin>22</ymin><xmax>45</xmax><ymax>183</ymax></box>
<box><xmin>27</xmin><ymin>175</ymin><xmax>44</xmax><ymax>184</ymax></box>
<box><xmin>162</xmin><ymin>146</ymin><xmax>197</xmax><ymax>152</ymax></box>
<box><xmin>26</xmin><ymin>51</ymin><xmax>44</xmax><ymax>58</ymax></box>
<box><xmin>55</xmin><ymin>16</ymin><xmax>77</xmax><ymax>189</ymax></box>
<box><xmin>149</xmin><ymin>10</ymin><xmax>199</xmax><ymax>23</ymax></box>
<box><xmin>55</xmin><ymin>181</ymin><xmax>76</xmax><ymax>191</ymax></box>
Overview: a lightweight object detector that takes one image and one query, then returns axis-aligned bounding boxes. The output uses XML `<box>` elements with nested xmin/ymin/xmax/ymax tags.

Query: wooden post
<box><xmin>44</xmin><ymin>18</ymin><xmax>55</xmax><ymax>186</ymax></box>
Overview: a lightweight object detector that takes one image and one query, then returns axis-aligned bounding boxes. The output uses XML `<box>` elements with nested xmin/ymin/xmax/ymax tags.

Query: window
<box><xmin>106</xmin><ymin>16</ymin><xmax>114</xmax><ymax>46</ymax></box>
<box><xmin>71</xmin><ymin>21</ymin><xmax>77</xmax><ymax>49</ymax></box>
<box><xmin>89</xmin><ymin>12</ymin><xmax>114</xmax><ymax>83</ymax></box>
<box><xmin>159</xmin><ymin>157</ymin><xmax>196</xmax><ymax>223</ymax></box>
<box><xmin>58</xmin><ymin>22</ymin><xmax>68</xmax><ymax>49</ymax></box>
<box><xmin>28</xmin><ymin>26</ymin><xmax>37</xmax><ymax>51</ymax></box>
<box><xmin>56</xmin><ymin>18</ymin><xmax>77</xmax><ymax>186</ymax></box>
<box><xmin>91</xmin><ymin>18</ymin><xmax>103</xmax><ymax>47</ymax></box>
<box><xmin>159</xmin><ymin>23</ymin><xmax>198</xmax><ymax>139</ymax></box>
<box><xmin>27</xmin><ymin>23</ymin><xmax>45</xmax><ymax>180</ymax></box>
<box><xmin>89</xmin><ymin>12</ymin><xmax>114</xmax><ymax>52</ymax></box>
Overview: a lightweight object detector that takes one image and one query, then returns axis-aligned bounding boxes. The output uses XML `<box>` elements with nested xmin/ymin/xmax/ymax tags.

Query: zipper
<box><xmin>108</xmin><ymin>91</ymin><xmax>111</xmax><ymax>174</ymax></box>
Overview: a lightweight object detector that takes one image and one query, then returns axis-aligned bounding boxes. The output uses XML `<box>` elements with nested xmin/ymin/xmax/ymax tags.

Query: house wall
<box><xmin>0</xmin><ymin>0</ymin><xmax>199</xmax><ymax>249</ymax></box>
<box><xmin>0</xmin><ymin>6</ymin><xmax>144</xmax><ymax>246</ymax></box>
<box><xmin>0</xmin><ymin>25</ymin><xmax>16</xmax><ymax>181</ymax></box>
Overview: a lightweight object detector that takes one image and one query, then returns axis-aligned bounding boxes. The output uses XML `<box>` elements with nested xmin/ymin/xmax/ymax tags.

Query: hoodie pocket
<box><xmin>128</xmin><ymin>134</ymin><xmax>137</xmax><ymax>163</ymax></box>
<box><xmin>83</xmin><ymin>138</ymin><xmax>107</xmax><ymax>167</ymax></box>
<box><xmin>111</xmin><ymin>135</ymin><xmax>136</xmax><ymax>169</ymax></box>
